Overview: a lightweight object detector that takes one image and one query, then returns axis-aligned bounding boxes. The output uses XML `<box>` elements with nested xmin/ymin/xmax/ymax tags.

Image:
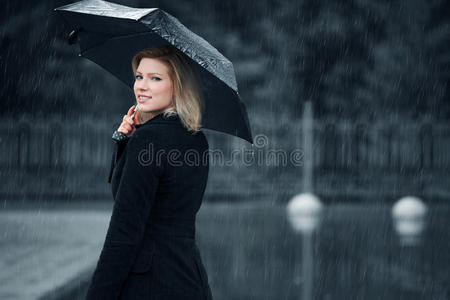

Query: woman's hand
<box><xmin>117</xmin><ymin>105</ymin><xmax>141</xmax><ymax>137</ymax></box>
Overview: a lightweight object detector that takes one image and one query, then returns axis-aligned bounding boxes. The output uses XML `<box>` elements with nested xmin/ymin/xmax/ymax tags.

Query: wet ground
<box><xmin>0</xmin><ymin>200</ymin><xmax>111</xmax><ymax>300</ymax></box>
<box><xmin>0</xmin><ymin>200</ymin><xmax>448</xmax><ymax>300</ymax></box>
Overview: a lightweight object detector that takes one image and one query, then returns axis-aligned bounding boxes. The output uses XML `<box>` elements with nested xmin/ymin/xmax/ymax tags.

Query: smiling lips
<box><xmin>138</xmin><ymin>95</ymin><xmax>152</xmax><ymax>103</ymax></box>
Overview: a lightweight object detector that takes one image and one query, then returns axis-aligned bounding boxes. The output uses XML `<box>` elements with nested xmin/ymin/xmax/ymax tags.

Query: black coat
<box><xmin>85</xmin><ymin>113</ymin><xmax>213</xmax><ymax>300</ymax></box>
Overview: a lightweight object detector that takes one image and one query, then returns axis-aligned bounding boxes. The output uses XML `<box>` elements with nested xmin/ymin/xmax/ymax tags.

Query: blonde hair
<box><xmin>131</xmin><ymin>45</ymin><xmax>204</xmax><ymax>132</ymax></box>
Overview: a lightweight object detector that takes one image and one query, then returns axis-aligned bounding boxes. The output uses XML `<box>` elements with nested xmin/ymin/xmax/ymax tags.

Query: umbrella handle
<box><xmin>130</xmin><ymin>104</ymin><xmax>139</xmax><ymax>122</ymax></box>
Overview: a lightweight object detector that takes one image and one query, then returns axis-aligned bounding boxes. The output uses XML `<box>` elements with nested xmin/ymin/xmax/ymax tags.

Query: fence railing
<box><xmin>0</xmin><ymin>118</ymin><xmax>113</xmax><ymax>170</ymax></box>
<box><xmin>0</xmin><ymin>116</ymin><xmax>448</xmax><ymax>201</ymax></box>
<box><xmin>312</xmin><ymin>121</ymin><xmax>450</xmax><ymax>173</ymax></box>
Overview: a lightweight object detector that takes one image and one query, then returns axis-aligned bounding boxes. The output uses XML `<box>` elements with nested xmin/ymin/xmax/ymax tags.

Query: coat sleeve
<box><xmin>107</xmin><ymin>131</ymin><xmax>130</xmax><ymax>183</ymax></box>
<box><xmin>87</xmin><ymin>131</ymin><xmax>164</xmax><ymax>300</ymax></box>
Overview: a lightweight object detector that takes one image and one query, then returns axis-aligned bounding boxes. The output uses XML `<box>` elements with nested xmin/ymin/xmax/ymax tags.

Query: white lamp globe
<box><xmin>392</xmin><ymin>196</ymin><xmax>428</xmax><ymax>245</ymax></box>
<box><xmin>287</xmin><ymin>193</ymin><xmax>324</xmax><ymax>234</ymax></box>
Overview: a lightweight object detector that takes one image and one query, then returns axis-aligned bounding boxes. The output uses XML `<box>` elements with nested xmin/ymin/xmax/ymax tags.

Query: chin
<box><xmin>137</xmin><ymin>103</ymin><xmax>154</xmax><ymax>111</ymax></box>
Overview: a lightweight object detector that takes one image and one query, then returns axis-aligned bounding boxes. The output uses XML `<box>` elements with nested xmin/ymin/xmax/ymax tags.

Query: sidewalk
<box><xmin>0</xmin><ymin>200</ymin><xmax>113</xmax><ymax>300</ymax></box>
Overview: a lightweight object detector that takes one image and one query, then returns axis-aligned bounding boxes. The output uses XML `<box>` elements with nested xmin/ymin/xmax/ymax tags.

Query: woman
<box><xmin>86</xmin><ymin>45</ymin><xmax>213</xmax><ymax>300</ymax></box>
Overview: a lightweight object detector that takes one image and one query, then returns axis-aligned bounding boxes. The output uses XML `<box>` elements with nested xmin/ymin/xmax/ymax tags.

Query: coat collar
<box><xmin>135</xmin><ymin>113</ymin><xmax>180</xmax><ymax>129</ymax></box>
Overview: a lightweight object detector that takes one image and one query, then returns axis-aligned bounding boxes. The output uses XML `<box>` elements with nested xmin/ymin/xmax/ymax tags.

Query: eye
<box><xmin>135</xmin><ymin>75</ymin><xmax>143</xmax><ymax>80</ymax></box>
<box><xmin>151</xmin><ymin>77</ymin><xmax>161</xmax><ymax>81</ymax></box>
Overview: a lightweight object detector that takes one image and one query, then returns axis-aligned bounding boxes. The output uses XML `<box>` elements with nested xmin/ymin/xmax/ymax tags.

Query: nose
<box><xmin>135</xmin><ymin>78</ymin><xmax>148</xmax><ymax>91</ymax></box>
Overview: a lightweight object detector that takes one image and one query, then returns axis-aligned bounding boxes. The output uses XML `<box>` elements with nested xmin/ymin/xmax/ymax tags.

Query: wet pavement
<box><xmin>0</xmin><ymin>200</ymin><xmax>448</xmax><ymax>300</ymax></box>
<box><xmin>0</xmin><ymin>200</ymin><xmax>112</xmax><ymax>300</ymax></box>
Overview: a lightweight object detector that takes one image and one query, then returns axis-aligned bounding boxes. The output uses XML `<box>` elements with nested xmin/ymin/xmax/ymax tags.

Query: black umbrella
<box><xmin>54</xmin><ymin>0</ymin><xmax>253</xmax><ymax>144</ymax></box>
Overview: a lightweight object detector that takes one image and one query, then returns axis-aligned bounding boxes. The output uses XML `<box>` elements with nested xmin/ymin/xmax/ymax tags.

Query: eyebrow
<box><xmin>136</xmin><ymin>71</ymin><xmax>163</xmax><ymax>75</ymax></box>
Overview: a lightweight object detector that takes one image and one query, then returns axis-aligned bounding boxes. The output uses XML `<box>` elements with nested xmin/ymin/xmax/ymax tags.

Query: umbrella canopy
<box><xmin>54</xmin><ymin>0</ymin><xmax>253</xmax><ymax>144</ymax></box>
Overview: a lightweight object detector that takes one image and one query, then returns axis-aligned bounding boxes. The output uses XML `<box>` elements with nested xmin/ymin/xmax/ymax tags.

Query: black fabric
<box><xmin>108</xmin><ymin>134</ymin><xmax>129</xmax><ymax>184</ymax></box>
<box><xmin>112</xmin><ymin>130</ymin><xmax>129</xmax><ymax>142</ymax></box>
<box><xmin>87</xmin><ymin>113</ymin><xmax>213</xmax><ymax>300</ymax></box>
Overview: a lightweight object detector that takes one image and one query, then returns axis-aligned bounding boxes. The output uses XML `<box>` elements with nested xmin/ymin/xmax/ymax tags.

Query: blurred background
<box><xmin>0</xmin><ymin>0</ymin><xmax>449</xmax><ymax>299</ymax></box>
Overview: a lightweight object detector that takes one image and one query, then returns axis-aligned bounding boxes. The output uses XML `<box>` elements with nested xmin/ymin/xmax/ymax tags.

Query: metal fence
<box><xmin>0</xmin><ymin>116</ymin><xmax>448</xmax><ymax>201</ymax></box>
<box><xmin>0</xmin><ymin>118</ymin><xmax>112</xmax><ymax>170</ymax></box>
<box><xmin>314</xmin><ymin>121</ymin><xmax>449</xmax><ymax>173</ymax></box>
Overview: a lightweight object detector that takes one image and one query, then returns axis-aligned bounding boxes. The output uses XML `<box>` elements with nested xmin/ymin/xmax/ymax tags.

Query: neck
<box><xmin>139</xmin><ymin>111</ymin><xmax>163</xmax><ymax>123</ymax></box>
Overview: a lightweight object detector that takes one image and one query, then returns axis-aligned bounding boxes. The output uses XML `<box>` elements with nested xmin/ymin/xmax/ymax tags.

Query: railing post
<box><xmin>302</xmin><ymin>100</ymin><xmax>314</xmax><ymax>193</ymax></box>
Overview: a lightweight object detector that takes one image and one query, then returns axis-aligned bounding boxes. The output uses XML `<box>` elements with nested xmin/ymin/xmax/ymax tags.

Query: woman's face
<box><xmin>133</xmin><ymin>58</ymin><xmax>175</xmax><ymax>120</ymax></box>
